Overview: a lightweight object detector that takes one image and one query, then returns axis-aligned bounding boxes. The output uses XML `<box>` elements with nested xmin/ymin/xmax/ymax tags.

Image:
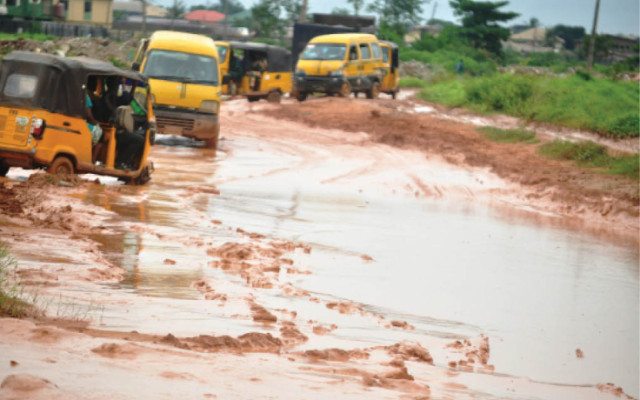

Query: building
<box><xmin>112</xmin><ymin>0</ymin><xmax>167</xmax><ymax>20</ymax></box>
<box><xmin>64</xmin><ymin>0</ymin><xmax>113</xmax><ymax>25</ymax></box>
<box><xmin>504</xmin><ymin>26</ymin><xmax>562</xmax><ymax>54</ymax></box>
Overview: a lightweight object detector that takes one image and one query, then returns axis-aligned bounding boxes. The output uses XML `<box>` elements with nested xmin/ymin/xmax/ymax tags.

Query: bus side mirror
<box><xmin>132</xmin><ymin>62</ymin><xmax>141</xmax><ymax>72</ymax></box>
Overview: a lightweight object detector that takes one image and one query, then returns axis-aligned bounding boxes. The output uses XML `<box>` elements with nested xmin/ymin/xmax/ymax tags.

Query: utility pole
<box><xmin>141</xmin><ymin>0</ymin><xmax>147</xmax><ymax>36</ymax></box>
<box><xmin>587</xmin><ymin>0</ymin><xmax>601</xmax><ymax>72</ymax></box>
<box><xmin>223</xmin><ymin>0</ymin><xmax>228</xmax><ymax>40</ymax></box>
<box><xmin>429</xmin><ymin>1</ymin><xmax>438</xmax><ymax>24</ymax></box>
<box><xmin>298</xmin><ymin>0</ymin><xmax>308</xmax><ymax>22</ymax></box>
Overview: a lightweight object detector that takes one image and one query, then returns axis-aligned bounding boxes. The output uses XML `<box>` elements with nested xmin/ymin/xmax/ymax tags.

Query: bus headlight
<box><xmin>199</xmin><ymin>100</ymin><xmax>219</xmax><ymax>114</ymax></box>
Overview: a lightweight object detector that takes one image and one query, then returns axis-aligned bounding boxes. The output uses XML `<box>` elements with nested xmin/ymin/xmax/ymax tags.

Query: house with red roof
<box><xmin>184</xmin><ymin>10</ymin><xmax>226</xmax><ymax>24</ymax></box>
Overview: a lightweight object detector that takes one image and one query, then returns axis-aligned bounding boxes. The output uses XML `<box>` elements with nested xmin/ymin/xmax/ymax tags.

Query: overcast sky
<box><xmin>170</xmin><ymin>0</ymin><xmax>640</xmax><ymax>36</ymax></box>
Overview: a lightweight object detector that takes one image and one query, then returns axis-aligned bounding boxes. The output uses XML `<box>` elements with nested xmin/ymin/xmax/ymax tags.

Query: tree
<box><xmin>189</xmin><ymin>0</ymin><xmax>245</xmax><ymax>14</ymax></box>
<box><xmin>545</xmin><ymin>25</ymin><xmax>585</xmax><ymax>50</ymax></box>
<box><xmin>167</xmin><ymin>0</ymin><xmax>186</xmax><ymax>27</ymax></box>
<box><xmin>450</xmin><ymin>0</ymin><xmax>519</xmax><ymax>56</ymax></box>
<box><xmin>579</xmin><ymin>33</ymin><xmax>613</xmax><ymax>62</ymax></box>
<box><xmin>331</xmin><ymin>7</ymin><xmax>351</xmax><ymax>15</ymax></box>
<box><xmin>250</xmin><ymin>0</ymin><xmax>302</xmax><ymax>45</ymax></box>
<box><xmin>347</xmin><ymin>0</ymin><xmax>365</xmax><ymax>16</ymax></box>
<box><xmin>368</xmin><ymin>0</ymin><xmax>428</xmax><ymax>36</ymax></box>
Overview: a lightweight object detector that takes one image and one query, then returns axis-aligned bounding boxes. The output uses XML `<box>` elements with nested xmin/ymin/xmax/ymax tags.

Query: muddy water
<box><xmin>74</xmin><ymin>119</ymin><xmax>638</xmax><ymax>398</ymax></box>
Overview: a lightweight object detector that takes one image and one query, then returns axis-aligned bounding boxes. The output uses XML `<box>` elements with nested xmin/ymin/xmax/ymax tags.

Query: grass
<box><xmin>477</xmin><ymin>126</ymin><xmax>538</xmax><ymax>144</ymax></box>
<box><xmin>539</xmin><ymin>140</ymin><xmax>639</xmax><ymax>179</ymax></box>
<box><xmin>417</xmin><ymin>74</ymin><xmax>639</xmax><ymax>139</ymax></box>
<box><xmin>399</xmin><ymin>77</ymin><xmax>428</xmax><ymax>88</ymax></box>
<box><xmin>0</xmin><ymin>33</ymin><xmax>56</xmax><ymax>41</ymax></box>
<box><xmin>0</xmin><ymin>240</ymin><xmax>32</xmax><ymax>318</ymax></box>
<box><xmin>109</xmin><ymin>56</ymin><xmax>128</xmax><ymax>69</ymax></box>
<box><xmin>417</xmin><ymin>78</ymin><xmax>467</xmax><ymax>108</ymax></box>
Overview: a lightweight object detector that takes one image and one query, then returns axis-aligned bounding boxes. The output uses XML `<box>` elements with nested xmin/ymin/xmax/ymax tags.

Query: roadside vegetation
<box><xmin>0</xmin><ymin>240</ymin><xmax>31</xmax><ymax>318</ymax></box>
<box><xmin>0</xmin><ymin>32</ymin><xmax>56</xmax><ymax>41</ymax></box>
<box><xmin>477</xmin><ymin>126</ymin><xmax>538</xmax><ymax>144</ymax></box>
<box><xmin>479</xmin><ymin>126</ymin><xmax>638</xmax><ymax>180</ymax></box>
<box><xmin>419</xmin><ymin>74</ymin><xmax>639</xmax><ymax>139</ymax></box>
<box><xmin>539</xmin><ymin>141</ymin><xmax>639</xmax><ymax>180</ymax></box>
<box><xmin>388</xmin><ymin>2</ymin><xmax>639</xmax><ymax>140</ymax></box>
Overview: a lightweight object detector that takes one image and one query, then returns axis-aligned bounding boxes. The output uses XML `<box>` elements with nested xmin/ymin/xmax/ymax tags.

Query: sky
<box><xmin>170</xmin><ymin>0</ymin><xmax>640</xmax><ymax>36</ymax></box>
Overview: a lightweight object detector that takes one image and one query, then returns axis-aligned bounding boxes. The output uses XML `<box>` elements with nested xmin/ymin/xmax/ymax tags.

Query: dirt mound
<box><xmin>160</xmin><ymin>332</ymin><xmax>283</xmax><ymax>354</ymax></box>
<box><xmin>0</xmin><ymin>373</ymin><xmax>78</xmax><ymax>400</ymax></box>
<box><xmin>262</xmin><ymin>97</ymin><xmax>639</xmax><ymax>242</ymax></box>
<box><xmin>0</xmin><ymin>37</ymin><xmax>138</xmax><ymax>66</ymax></box>
<box><xmin>387</xmin><ymin>342</ymin><xmax>434</xmax><ymax>364</ymax></box>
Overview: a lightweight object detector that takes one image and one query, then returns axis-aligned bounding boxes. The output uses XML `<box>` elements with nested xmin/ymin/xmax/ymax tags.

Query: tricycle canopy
<box><xmin>0</xmin><ymin>51</ymin><xmax>147</xmax><ymax>118</ymax></box>
<box><xmin>224</xmin><ymin>41</ymin><xmax>292</xmax><ymax>73</ymax></box>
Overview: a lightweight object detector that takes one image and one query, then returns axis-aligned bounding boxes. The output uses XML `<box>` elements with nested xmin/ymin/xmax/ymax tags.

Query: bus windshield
<box><xmin>300</xmin><ymin>43</ymin><xmax>346</xmax><ymax>61</ymax></box>
<box><xmin>144</xmin><ymin>50</ymin><xmax>219</xmax><ymax>85</ymax></box>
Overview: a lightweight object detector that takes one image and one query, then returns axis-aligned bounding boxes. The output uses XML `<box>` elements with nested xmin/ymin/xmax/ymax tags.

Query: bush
<box><xmin>399</xmin><ymin>77</ymin><xmax>428</xmax><ymax>88</ymax></box>
<box><xmin>417</xmin><ymin>79</ymin><xmax>466</xmax><ymax>108</ymax></box>
<box><xmin>465</xmin><ymin>74</ymin><xmax>534</xmax><ymax>113</ymax></box>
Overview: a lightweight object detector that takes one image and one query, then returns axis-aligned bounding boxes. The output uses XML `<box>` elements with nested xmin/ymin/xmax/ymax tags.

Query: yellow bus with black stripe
<box><xmin>132</xmin><ymin>31</ymin><xmax>222</xmax><ymax>149</ymax></box>
<box><xmin>293</xmin><ymin>33</ymin><xmax>384</xmax><ymax>101</ymax></box>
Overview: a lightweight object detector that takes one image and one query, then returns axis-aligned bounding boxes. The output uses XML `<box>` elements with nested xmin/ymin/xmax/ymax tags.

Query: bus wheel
<box><xmin>366</xmin><ymin>82</ymin><xmax>380</xmax><ymax>99</ymax></box>
<box><xmin>339</xmin><ymin>82</ymin><xmax>351</xmax><ymax>97</ymax></box>
<box><xmin>47</xmin><ymin>156</ymin><xmax>74</xmax><ymax>176</ymax></box>
<box><xmin>247</xmin><ymin>96</ymin><xmax>260</xmax><ymax>103</ymax></box>
<box><xmin>267</xmin><ymin>91</ymin><xmax>281</xmax><ymax>103</ymax></box>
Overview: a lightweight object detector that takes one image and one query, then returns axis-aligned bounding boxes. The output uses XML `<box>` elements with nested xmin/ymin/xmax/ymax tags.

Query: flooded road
<box><xmin>2</xmin><ymin>98</ymin><xmax>638</xmax><ymax>400</ymax></box>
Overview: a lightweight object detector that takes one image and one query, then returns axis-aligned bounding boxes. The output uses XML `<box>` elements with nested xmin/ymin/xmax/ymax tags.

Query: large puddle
<box><xmin>34</xmin><ymin>120</ymin><xmax>638</xmax><ymax>398</ymax></box>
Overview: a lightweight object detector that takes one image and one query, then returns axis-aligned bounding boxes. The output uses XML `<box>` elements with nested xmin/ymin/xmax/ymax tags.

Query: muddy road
<box><xmin>0</xmin><ymin>92</ymin><xmax>638</xmax><ymax>400</ymax></box>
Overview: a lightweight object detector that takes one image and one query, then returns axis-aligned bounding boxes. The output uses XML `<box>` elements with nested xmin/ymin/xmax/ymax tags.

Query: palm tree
<box><xmin>167</xmin><ymin>0</ymin><xmax>186</xmax><ymax>28</ymax></box>
<box><xmin>347</xmin><ymin>0</ymin><xmax>365</xmax><ymax>16</ymax></box>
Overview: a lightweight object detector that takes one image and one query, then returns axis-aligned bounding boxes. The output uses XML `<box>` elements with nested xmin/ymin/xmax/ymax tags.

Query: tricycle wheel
<box><xmin>266</xmin><ymin>91</ymin><xmax>281</xmax><ymax>103</ymax></box>
<box><xmin>0</xmin><ymin>161</ymin><xmax>9</xmax><ymax>177</ymax></box>
<box><xmin>134</xmin><ymin>166</ymin><xmax>151</xmax><ymax>185</ymax></box>
<box><xmin>247</xmin><ymin>96</ymin><xmax>260</xmax><ymax>103</ymax></box>
<box><xmin>296</xmin><ymin>92</ymin><xmax>308</xmax><ymax>102</ymax></box>
<box><xmin>47</xmin><ymin>156</ymin><xmax>74</xmax><ymax>176</ymax></box>
<box><xmin>339</xmin><ymin>81</ymin><xmax>351</xmax><ymax>97</ymax></box>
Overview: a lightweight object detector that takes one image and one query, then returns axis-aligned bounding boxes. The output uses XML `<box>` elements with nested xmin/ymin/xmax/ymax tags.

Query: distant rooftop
<box><xmin>184</xmin><ymin>10</ymin><xmax>226</xmax><ymax>23</ymax></box>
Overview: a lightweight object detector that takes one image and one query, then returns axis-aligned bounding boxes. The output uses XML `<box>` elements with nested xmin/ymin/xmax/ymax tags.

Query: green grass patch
<box><xmin>0</xmin><ymin>33</ymin><xmax>56</xmax><ymax>41</ymax></box>
<box><xmin>477</xmin><ymin>126</ymin><xmax>538</xmax><ymax>143</ymax></box>
<box><xmin>417</xmin><ymin>73</ymin><xmax>639</xmax><ymax>139</ymax></box>
<box><xmin>539</xmin><ymin>140</ymin><xmax>639</xmax><ymax>179</ymax></box>
<box><xmin>417</xmin><ymin>78</ymin><xmax>467</xmax><ymax>108</ymax></box>
<box><xmin>109</xmin><ymin>56</ymin><xmax>128</xmax><ymax>69</ymax></box>
<box><xmin>399</xmin><ymin>77</ymin><xmax>428</xmax><ymax>88</ymax></box>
